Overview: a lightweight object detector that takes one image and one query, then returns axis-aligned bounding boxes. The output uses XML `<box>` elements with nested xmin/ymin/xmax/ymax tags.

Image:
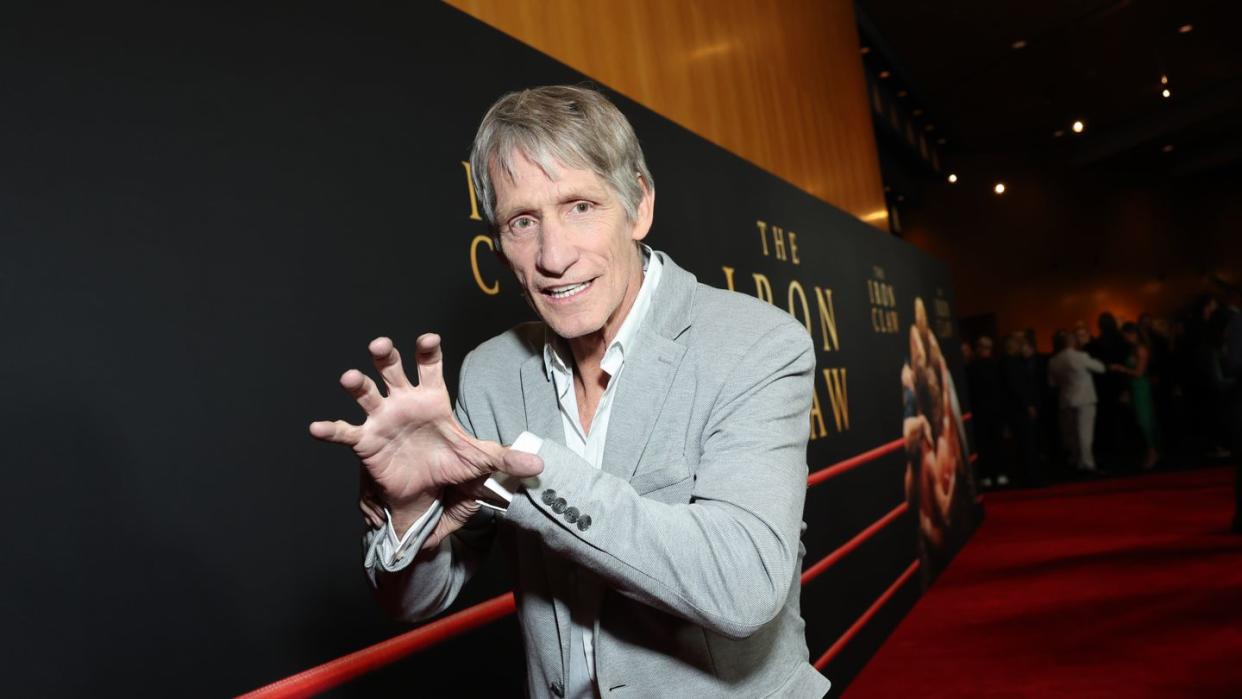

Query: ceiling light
<box><xmin>1162</xmin><ymin>144</ymin><xmax>1175</xmax><ymax>153</ymax></box>
<box><xmin>1178</xmin><ymin>24</ymin><xmax>1193</xmax><ymax>34</ymax></box>
<box><xmin>937</xmin><ymin>137</ymin><xmax>947</xmax><ymax>145</ymax></box>
<box><xmin>861</xmin><ymin>46</ymin><xmax>871</xmax><ymax>55</ymax></box>
<box><xmin>878</xmin><ymin>70</ymin><xmax>891</xmax><ymax>79</ymax></box>
<box><xmin>1072</xmin><ymin>120</ymin><xmax>1085</xmax><ymax>134</ymax></box>
<box><xmin>1011</xmin><ymin>39</ymin><xmax>1027</xmax><ymax>50</ymax></box>
<box><xmin>897</xmin><ymin>89</ymin><xmax>908</xmax><ymax>98</ymax></box>
<box><xmin>993</xmin><ymin>183</ymin><xmax>1006</xmax><ymax>195</ymax></box>
<box><xmin>948</xmin><ymin>173</ymin><xmax>958</xmax><ymax>183</ymax></box>
<box><xmin>1053</xmin><ymin>129</ymin><xmax>1066</xmax><ymax>138</ymax></box>
<box><xmin>1162</xmin><ymin>88</ymin><xmax>1172</xmax><ymax>98</ymax></box>
<box><xmin>1160</xmin><ymin>75</ymin><xmax>1168</xmax><ymax>85</ymax></box>
<box><xmin>924</xmin><ymin>124</ymin><xmax>936</xmax><ymax>132</ymax></box>
<box><xmin>913</xmin><ymin>108</ymin><xmax>924</xmax><ymax>116</ymax></box>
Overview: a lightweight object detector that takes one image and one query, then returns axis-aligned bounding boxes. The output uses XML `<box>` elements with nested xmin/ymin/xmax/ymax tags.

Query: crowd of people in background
<box><xmin>963</xmin><ymin>292</ymin><xmax>1242</xmax><ymax>533</ymax></box>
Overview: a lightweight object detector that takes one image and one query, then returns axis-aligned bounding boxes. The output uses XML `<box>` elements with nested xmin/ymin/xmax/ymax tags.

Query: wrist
<box><xmin>388</xmin><ymin>490</ymin><xmax>439</xmax><ymax>533</ymax></box>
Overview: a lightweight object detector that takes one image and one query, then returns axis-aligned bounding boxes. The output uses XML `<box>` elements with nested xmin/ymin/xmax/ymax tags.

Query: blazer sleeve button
<box><xmin>541</xmin><ymin>489</ymin><xmax>557</xmax><ymax>506</ymax></box>
<box><xmin>563</xmin><ymin>506</ymin><xmax>579</xmax><ymax>523</ymax></box>
<box><xmin>576</xmin><ymin>515</ymin><xmax>592</xmax><ymax>531</ymax></box>
<box><xmin>551</xmin><ymin>497</ymin><xmax>567</xmax><ymax>514</ymax></box>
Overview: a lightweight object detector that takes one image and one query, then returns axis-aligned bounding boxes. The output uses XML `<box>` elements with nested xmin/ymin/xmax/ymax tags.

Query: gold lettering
<box><xmin>772</xmin><ymin>225</ymin><xmax>787</xmax><ymax>261</ymax></box>
<box><xmin>822</xmin><ymin>368</ymin><xmax>850</xmax><ymax>432</ymax></box>
<box><xmin>756</xmin><ymin>220</ymin><xmax>770</xmax><ymax>256</ymax></box>
<box><xmin>470</xmin><ymin>234</ymin><xmax>500</xmax><ymax>295</ymax></box>
<box><xmin>814</xmin><ymin>286</ymin><xmax>840</xmax><ymax>351</ymax></box>
<box><xmin>752</xmin><ymin>273</ymin><xmax>774</xmax><ymax>305</ymax></box>
<box><xmin>787</xmin><ymin>280</ymin><xmax>811</xmax><ymax>334</ymax></box>
<box><xmin>462</xmin><ymin>161</ymin><xmax>482</xmax><ymax>221</ymax></box>
<box><xmin>808</xmin><ymin>388</ymin><xmax>828</xmax><ymax>441</ymax></box>
<box><xmin>788</xmin><ymin>232</ymin><xmax>800</xmax><ymax>265</ymax></box>
<box><xmin>721</xmin><ymin>265</ymin><xmax>737</xmax><ymax>291</ymax></box>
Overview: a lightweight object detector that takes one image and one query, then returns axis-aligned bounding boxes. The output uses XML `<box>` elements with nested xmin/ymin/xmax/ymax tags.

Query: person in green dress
<box><xmin>1111</xmin><ymin>321</ymin><xmax>1160</xmax><ymax>469</ymax></box>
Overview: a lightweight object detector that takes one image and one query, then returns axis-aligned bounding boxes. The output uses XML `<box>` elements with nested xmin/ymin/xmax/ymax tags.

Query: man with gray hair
<box><xmin>311</xmin><ymin>85</ymin><xmax>830</xmax><ymax>697</ymax></box>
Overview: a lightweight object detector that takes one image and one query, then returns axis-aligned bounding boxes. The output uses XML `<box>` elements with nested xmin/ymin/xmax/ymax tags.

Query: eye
<box><xmin>571</xmin><ymin>201</ymin><xmax>592</xmax><ymax>214</ymax></box>
<box><xmin>508</xmin><ymin>216</ymin><xmax>537</xmax><ymax>232</ymax></box>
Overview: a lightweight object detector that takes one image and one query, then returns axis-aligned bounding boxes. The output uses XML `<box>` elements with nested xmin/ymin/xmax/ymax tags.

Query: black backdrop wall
<box><xmin>1</xmin><ymin>2</ymin><xmax>979</xmax><ymax>696</ymax></box>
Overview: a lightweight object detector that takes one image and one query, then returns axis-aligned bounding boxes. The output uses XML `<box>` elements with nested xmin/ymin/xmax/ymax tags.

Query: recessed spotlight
<box><xmin>937</xmin><ymin>137</ymin><xmax>947</xmax><ymax>145</ymax></box>
<box><xmin>1160</xmin><ymin>75</ymin><xmax>1169</xmax><ymax>85</ymax></box>
<box><xmin>924</xmin><ymin>123</ymin><xmax>936</xmax><ymax>132</ymax></box>
<box><xmin>948</xmin><ymin>173</ymin><xmax>958</xmax><ymax>183</ymax></box>
<box><xmin>861</xmin><ymin>46</ymin><xmax>871</xmax><ymax>55</ymax></box>
<box><xmin>1053</xmin><ymin>129</ymin><xmax>1066</xmax><ymax>138</ymax></box>
<box><xmin>878</xmin><ymin>70</ymin><xmax>891</xmax><ymax>79</ymax></box>
<box><xmin>913</xmin><ymin>108</ymin><xmax>924</xmax><ymax>116</ymax></box>
<box><xmin>1162</xmin><ymin>144</ymin><xmax>1175</xmax><ymax>153</ymax></box>
<box><xmin>1162</xmin><ymin>88</ymin><xmax>1172</xmax><ymax>98</ymax></box>
<box><xmin>1012</xmin><ymin>39</ymin><xmax>1028</xmax><ymax>50</ymax></box>
<box><xmin>897</xmin><ymin>194</ymin><xmax>906</xmax><ymax>202</ymax></box>
<box><xmin>897</xmin><ymin>89</ymin><xmax>908</xmax><ymax>98</ymax></box>
<box><xmin>1072</xmin><ymin>120</ymin><xmax>1085</xmax><ymax>134</ymax></box>
<box><xmin>994</xmin><ymin>183</ymin><xmax>1006</xmax><ymax>195</ymax></box>
<box><xmin>884</xmin><ymin>185</ymin><xmax>892</xmax><ymax>192</ymax></box>
<box><xmin>1178</xmin><ymin>24</ymin><xmax>1193</xmax><ymax>34</ymax></box>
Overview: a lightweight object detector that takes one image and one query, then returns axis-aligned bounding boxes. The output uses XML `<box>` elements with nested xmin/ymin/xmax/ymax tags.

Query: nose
<box><xmin>535</xmin><ymin>216</ymin><xmax>579</xmax><ymax>277</ymax></box>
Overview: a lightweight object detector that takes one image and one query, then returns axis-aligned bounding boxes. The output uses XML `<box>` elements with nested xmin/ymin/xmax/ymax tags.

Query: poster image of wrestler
<box><xmin>901</xmin><ymin>297</ymin><xmax>980</xmax><ymax>584</ymax></box>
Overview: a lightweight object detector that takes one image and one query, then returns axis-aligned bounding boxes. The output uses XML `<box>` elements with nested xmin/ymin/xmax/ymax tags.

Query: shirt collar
<box><xmin>542</xmin><ymin>245</ymin><xmax>663</xmax><ymax>388</ymax></box>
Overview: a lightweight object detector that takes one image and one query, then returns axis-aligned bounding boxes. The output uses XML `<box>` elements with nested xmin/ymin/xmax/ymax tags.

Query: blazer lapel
<box><xmin>601</xmin><ymin>333</ymin><xmax>686</xmax><ymax>482</ymax></box>
<box><xmin>520</xmin><ymin>352</ymin><xmax>564</xmax><ymax>445</ymax></box>
<box><xmin>602</xmin><ymin>252</ymin><xmax>696</xmax><ymax>483</ymax></box>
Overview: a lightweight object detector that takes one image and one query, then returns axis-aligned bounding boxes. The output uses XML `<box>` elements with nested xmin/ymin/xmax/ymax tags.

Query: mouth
<box><xmin>541</xmin><ymin>278</ymin><xmax>594</xmax><ymax>301</ymax></box>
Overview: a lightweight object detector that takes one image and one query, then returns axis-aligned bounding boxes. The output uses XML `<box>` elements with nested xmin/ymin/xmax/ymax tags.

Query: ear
<box><xmin>630</xmin><ymin>173</ymin><xmax>655</xmax><ymax>242</ymax></box>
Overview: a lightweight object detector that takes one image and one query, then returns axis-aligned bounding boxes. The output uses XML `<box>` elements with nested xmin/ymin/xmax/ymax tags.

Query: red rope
<box><xmin>813</xmin><ymin>559</ymin><xmax>921</xmax><ymax>670</ymax></box>
<box><xmin>807</xmin><ymin>438</ymin><xmax>904</xmax><ymax>487</ymax></box>
<box><xmin>801</xmin><ymin>502</ymin><xmax>908</xmax><ymax>585</ymax></box>
<box><xmin>237</xmin><ymin>592</ymin><xmax>516</xmax><ymax>699</ymax></box>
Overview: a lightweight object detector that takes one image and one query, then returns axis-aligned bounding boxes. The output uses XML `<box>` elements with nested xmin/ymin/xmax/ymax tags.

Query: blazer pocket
<box><xmin>630</xmin><ymin>464</ymin><xmax>693</xmax><ymax>500</ymax></box>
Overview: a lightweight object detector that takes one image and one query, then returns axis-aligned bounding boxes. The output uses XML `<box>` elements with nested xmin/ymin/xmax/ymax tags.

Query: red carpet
<box><xmin>847</xmin><ymin>466</ymin><xmax>1242</xmax><ymax>698</ymax></box>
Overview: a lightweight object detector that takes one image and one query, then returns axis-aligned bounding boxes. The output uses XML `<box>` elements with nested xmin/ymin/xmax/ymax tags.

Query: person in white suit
<box><xmin>1048</xmin><ymin>329</ymin><xmax>1107</xmax><ymax>472</ymax></box>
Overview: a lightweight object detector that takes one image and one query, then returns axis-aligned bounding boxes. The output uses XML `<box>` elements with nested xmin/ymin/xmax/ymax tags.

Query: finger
<box><xmin>497</xmin><ymin>449</ymin><xmax>544</xmax><ymax>478</ymax></box>
<box><xmin>359</xmin><ymin>499</ymin><xmax>384</xmax><ymax>528</ymax></box>
<box><xmin>308</xmin><ymin>419</ymin><xmax>362</xmax><ymax>445</ymax></box>
<box><xmin>340</xmin><ymin>369</ymin><xmax>383</xmax><ymax>414</ymax></box>
<box><xmin>414</xmin><ymin>333</ymin><xmax>445</xmax><ymax>389</ymax></box>
<box><xmin>369</xmin><ymin>337</ymin><xmax>412</xmax><ymax>391</ymax></box>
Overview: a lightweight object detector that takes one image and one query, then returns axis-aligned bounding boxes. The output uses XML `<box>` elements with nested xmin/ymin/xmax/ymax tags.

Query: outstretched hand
<box><xmin>310</xmin><ymin>334</ymin><xmax>543</xmax><ymax>532</ymax></box>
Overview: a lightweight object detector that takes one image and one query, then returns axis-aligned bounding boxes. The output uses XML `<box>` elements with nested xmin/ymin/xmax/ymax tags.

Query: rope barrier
<box><xmin>813</xmin><ymin>559</ymin><xmax>921</xmax><ymax>670</ymax></box>
<box><xmin>238</xmin><ymin>592</ymin><xmax>515</xmax><ymax>699</ymax></box>
<box><xmin>801</xmin><ymin>502</ymin><xmax>908</xmax><ymax>585</ymax></box>
<box><xmin>806</xmin><ymin>438</ymin><xmax>904</xmax><ymax>487</ymax></box>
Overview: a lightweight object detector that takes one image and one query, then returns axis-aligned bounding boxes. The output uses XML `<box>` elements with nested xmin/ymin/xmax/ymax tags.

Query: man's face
<box><xmin>1075</xmin><ymin>327</ymin><xmax>1091</xmax><ymax>347</ymax></box>
<box><xmin>491</xmin><ymin>150</ymin><xmax>653</xmax><ymax>343</ymax></box>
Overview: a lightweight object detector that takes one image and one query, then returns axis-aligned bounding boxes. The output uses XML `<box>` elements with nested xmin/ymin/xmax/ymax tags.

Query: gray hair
<box><xmin>469</xmin><ymin>85</ymin><xmax>654</xmax><ymax>228</ymax></box>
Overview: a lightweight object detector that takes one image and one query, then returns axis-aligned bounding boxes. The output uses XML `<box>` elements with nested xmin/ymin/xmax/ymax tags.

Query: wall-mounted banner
<box><xmin>1</xmin><ymin>2</ymin><xmax>979</xmax><ymax>696</ymax></box>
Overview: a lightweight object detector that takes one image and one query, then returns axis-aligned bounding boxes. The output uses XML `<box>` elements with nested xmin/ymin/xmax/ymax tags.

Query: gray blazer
<box><xmin>368</xmin><ymin>251</ymin><xmax>831</xmax><ymax>697</ymax></box>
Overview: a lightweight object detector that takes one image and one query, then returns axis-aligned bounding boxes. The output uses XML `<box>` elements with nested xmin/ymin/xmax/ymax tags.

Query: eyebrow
<box><xmin>497</xmin><ymin>188</ymin><xmax>609</xmax><ymax>223</ymax></box>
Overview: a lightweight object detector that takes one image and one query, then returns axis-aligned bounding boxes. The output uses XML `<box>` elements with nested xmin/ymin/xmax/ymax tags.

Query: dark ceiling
<box><xmin>858</xmin><ymin>0</ymin><xmax>1242</xmax><ymax>176</ymax></box>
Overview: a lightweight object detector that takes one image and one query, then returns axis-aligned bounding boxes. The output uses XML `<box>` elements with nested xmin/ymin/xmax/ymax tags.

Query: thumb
<box><xmin>498</xmin><ymin>449</ymin><xmax>544</xmax><ymax>478</ymax></box>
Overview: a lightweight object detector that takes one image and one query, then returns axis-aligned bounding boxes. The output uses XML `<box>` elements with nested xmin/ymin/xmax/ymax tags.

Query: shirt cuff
<box><xmin>382</xmin><ymin>501</ymin><xmax>440</xmax><ymax>566</ymax></box>
<box><xmin>511</xmin><ymin>431</ymin><xmax>544</xmax><ymax>454</ymax></box>
<box><xmin>476</xmin><ymin>432</ymin><xmax>544</xmax><ymax>511</ymax></box>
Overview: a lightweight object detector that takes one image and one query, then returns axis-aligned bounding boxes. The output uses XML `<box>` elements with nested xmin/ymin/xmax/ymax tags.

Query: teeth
<box><xmin>548</xmin><ymin>280</ymin><xmax>590</xmax><ymax>299</ymax></box>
